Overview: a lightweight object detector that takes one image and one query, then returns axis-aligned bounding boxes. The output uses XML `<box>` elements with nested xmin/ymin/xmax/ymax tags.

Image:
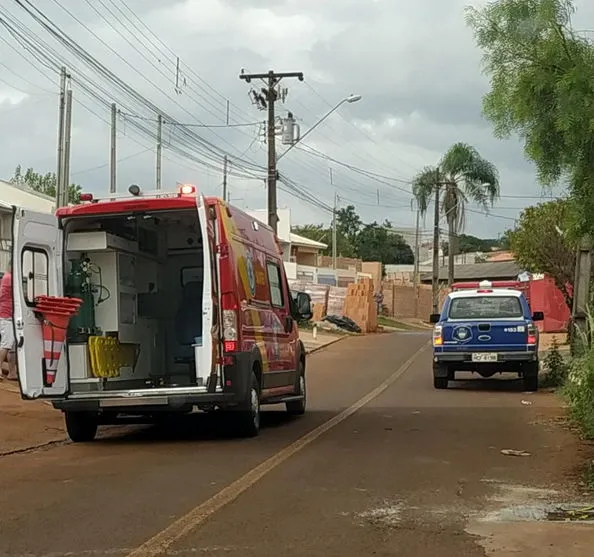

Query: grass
<box><xmin>585</xmin><ymin>461</ymin><xmax>594</xmax><ymax>491</ymax></box>
<box><xmin>564</xmin><ymin>311</ymin><xmax>594</xmax><ymax>440</ymax></box>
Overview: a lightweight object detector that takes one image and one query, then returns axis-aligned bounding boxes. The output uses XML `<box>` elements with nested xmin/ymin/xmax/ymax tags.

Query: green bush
<box><xmin>565</xmin><ymin>345</ymin><xmax>594</xmax><ymax>440</ymax></box>
<box><xmin>541</xmin><ymin>337</ymin><xmax>569</xmax><ymax>388</ymax></box>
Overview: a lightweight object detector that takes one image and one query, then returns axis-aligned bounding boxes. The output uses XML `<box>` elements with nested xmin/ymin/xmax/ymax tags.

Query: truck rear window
<box><xmin>448</xmin><ymin>296</ymin><xmax>523</xmax><ymax>319</ymax></box>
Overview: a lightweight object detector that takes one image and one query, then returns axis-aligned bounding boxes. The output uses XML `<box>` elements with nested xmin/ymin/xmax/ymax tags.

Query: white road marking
<box><xmin>124</xmin><ymin>342</ymin><xmax>430</xmax><ymax>557</ymax></box>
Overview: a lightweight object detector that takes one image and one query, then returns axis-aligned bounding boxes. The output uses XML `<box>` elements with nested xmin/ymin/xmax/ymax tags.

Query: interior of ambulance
<box><xmin>50</xmin><ymin>207</ymin><xmax>213</xmax><ymax>392</ymax></box>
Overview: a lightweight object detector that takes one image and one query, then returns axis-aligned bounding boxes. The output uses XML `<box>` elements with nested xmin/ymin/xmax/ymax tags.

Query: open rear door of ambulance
<box><xmin>12</xmin><ymin>208</ymin><xmax>66</xmax><ymax>399</ymax></box>
<box><xmin>195</xmin><ymin>194</ymin><xmax>221</xmax><ymax>390</ymax></box>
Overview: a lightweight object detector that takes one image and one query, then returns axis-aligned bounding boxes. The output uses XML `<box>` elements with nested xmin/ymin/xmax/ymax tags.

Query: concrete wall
<box><xmin>318</xmin><ymin>255</ymin><xmax>362</xmax><ymax>272</ymax></box>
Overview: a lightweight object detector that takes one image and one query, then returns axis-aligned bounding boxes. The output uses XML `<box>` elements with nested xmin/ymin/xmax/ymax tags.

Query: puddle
<box><xmin>357</xmin><ymin>501</ymin><xmax>403</xmax><ymax>527</ymax></box>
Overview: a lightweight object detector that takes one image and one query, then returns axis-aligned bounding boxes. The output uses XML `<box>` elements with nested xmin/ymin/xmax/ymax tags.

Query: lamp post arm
<box><xmin>277</xmin><ymin>100</ymin><xmax>345</xmax><ymax>161</ymax></box>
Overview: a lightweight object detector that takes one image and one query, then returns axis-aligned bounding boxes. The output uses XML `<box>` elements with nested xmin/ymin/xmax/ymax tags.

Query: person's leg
<box><xmin>6</xmin><ymin>350</ymin><xmax>16</xmax><ymax>380</ymax></box>
<box><xmin>0</xmin><ymin>319</ymin><xmax>9</xmax><ymax>377</ymax></box>
<box><xmin>0</xmin><ymin>319</ymin><xmax>17</xmax><ymax>380</ymax></box>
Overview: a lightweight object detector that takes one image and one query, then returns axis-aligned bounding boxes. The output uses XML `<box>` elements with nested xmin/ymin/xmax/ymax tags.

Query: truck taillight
<box><xmin>527</xmin><ymin>324</ymin><xmax>538</xmax><ymax>345</ymax></box>
<box><xmin>433</xmin><ymin>325</ymin><xmax>443</xmax><ymax>346</ymax></box>
<box><xmin>222</xmin><ymin>293</ymin><xmax>238</xmax><ymax>352</ymax></box>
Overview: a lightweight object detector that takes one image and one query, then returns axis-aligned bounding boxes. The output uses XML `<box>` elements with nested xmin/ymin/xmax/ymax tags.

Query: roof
<box><xmin>420</xmin><ymin>261</ymin><xmax>521</xmax><ymax>282</ymax></box>
<box><xmin>56</xmin><ymin>191</ymin><xmax>203</xmax><ymax>216</ymax></box>
<box><xmin>0</xmin><ymin>179</ymin><xmax>55</xmax><ymax>213</ymax></box>
<box><xmin>486</xmin><ymin>250</ymin><xmax>515</xmax><ymax>262</ymax></box>
<box><xmin>289</xmin><ymin>232</ymin><xmax>327</xmax><ymax>250</ymax></box>
<box><xmin>448</xmin><ymin>288</ymin><xmax>523</xmax><ymax>299</ymax></box>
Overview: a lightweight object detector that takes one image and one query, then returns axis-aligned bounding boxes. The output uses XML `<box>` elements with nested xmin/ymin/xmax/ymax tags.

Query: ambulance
<box><xmin>11</xmin><ymin>184</ymin><xmax>313</xmax><ymax>441</ymax></box>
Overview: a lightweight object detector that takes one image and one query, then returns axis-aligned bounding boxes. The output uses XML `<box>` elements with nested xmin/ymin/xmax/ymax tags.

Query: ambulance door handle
<box><xmin>17</xmin><ymin>336</ymin><xmax>24</xmax><ymax>348</ymax></box>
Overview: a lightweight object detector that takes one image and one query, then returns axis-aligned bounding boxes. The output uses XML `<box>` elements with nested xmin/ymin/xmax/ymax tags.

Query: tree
<box><xmin>11</xmin><ymin>165</ymin><xmax>82</xmax><ymax>204</ymax></box>
<box><xmin>508</xmin><ymin>199</ymin><xmax>575</xmax><ymax>309</ymax></box>
<box><xmin>412</xmin><ymin>142</ymin><xmax>500</xmax><ymax>286</ymax></box>
<box><xmin>335</xmin><ymin>204</ymin><xmax>361</xmax><ymax>257</ymax></box>
<box><xmin>355</xmin><ymin>221</ymin><xmax>414</xmax><ymax>265</ymax></box>
<box><xmin>465</xmin><ymin>0</ymin><xmax>594</xmax><ymax>239</ymax></box>
<box><xmin>442</xmin><ymin>234</ymin><xmax>503</xmax><ymax>256</ymax></box>
<box><xmin>498</xmin><ymin>229</ymin><xmax>513</xmax><ymax>250</ymax></box>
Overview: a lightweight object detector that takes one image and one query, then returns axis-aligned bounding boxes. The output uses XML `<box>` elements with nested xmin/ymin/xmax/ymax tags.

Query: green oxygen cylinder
<box><xmin>66</xmin><ymin>256</ymin><xmax>96</xmax><ymax>341</ymax></box>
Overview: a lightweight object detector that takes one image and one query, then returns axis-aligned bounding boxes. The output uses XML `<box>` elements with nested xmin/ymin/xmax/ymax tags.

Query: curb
<box><xmin>0</xmin><ymin>438</ymin><xmax>68</xmax><ymax>458</ymax></box>
<box><xmin>305</xmin><ymin>334</ymin><xmax>347</xmax><ymax>354</ymax></box>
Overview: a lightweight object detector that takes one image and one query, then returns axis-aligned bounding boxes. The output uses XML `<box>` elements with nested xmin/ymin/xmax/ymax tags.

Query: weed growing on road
<box><xmin>542</xmin><ymin>338</ymin><xmax>569</xmax><ymax>388</ymax></box>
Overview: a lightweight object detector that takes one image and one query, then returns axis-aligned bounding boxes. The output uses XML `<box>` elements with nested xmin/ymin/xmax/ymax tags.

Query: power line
<box><xmin>1</xmin><ymin>2</ymin><xmax>267</xmax><ymax>180</ymax></box>
<box><xmin>117</xmin><ymin>111</ymin><xmax>263</xmax><ymax>128</ymax></box>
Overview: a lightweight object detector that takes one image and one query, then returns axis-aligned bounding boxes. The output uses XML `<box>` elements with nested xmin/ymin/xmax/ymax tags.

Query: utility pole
<box><xmin>413</xmin><ymin>205</ymin><xmax>420</xmax><ymax>316</ymax></box>
<box><xmin>239</xmin><ymin>70</ymin><xmax>304</xmax><ymax>233</ymax></box>
<box><xmin>56</xmin><ymin>66</ymin><xmax>67</xmax><ymax>208</ymax></box>
<box><xmin>222</xmin><ymin>100</ymin><xmax>229</xmax><ymax>201</ymax></box>
<box><xmin>331</xmin><ymin>168</ymin><xmax>337</xmax><ymax>269</ymax></box>
<box><xmin>60</xmin><ymin>88</ymin><xmax>73</xmax><ymax>208</ymax></box>
<box><xmin>431</xmin><ymin>177</ymin><xmax>441</xmax><ymax>314</ymax></box>
<box><xmin>110</xmin><ymin>103</ymin><xmax>117</xmax><ymax>194</ymax></box>
<box><xmin>572</xmin><ymin>237</ymin><xmax>592</xmax><ymax>354</ymax></box>
<box><xmin>156</xmin><ymin>114</ymin><xmax>162</xmax><ymax>189</ymax></box>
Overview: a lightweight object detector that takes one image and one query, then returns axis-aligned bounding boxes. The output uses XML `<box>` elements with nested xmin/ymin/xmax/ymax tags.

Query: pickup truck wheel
<box><xmin>523</xmin><ymin>364</ymin><xmax>539</xmax><ymax>392</ymax></box>
<box><xmin>233</xmin><ymin>372</ymin><xmax>261</xmax><ymax>438</ymax></box>
<box><xmin>434</xmin><ymin>377</ymin><xmax>449</xmax><ymax>389</ymax></box>
<box><xmin>286</xmin><ymin>361</ymin><xmax>306</xmax><ymax>416</ymax></box>
<box><xmin>65</xmin><ymin>411</ymin><xmax>98</xmax><ymax>443</ymax></box>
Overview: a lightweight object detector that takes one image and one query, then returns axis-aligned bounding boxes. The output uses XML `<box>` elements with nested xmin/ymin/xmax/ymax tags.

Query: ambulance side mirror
<box><xmin>429</xmin><ymin>313</ymin><xmax>441</xmax><ymax>324</ymax></box>
<box><xmin>532</xmin><ymin>311</ymin><xmax>544</xmax><ymax>322</ymax></box>
<box><xmin>295</xmin><ymin>291</ymin><xmax>313</xmax><ymax>321</ymax></box>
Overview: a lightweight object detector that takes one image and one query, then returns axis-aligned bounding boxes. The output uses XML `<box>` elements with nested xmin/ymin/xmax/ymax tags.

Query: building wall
<box><xmin>0</xmin><ymin>181</ymin><xmax>55</xmax><ymax>272</ymax></box>
<box><xmin>292</xmin><ymin>246</ymin><xmax>318</xmax><ymax>266</ymax></box>
<box><xmin>318</xmin><ymin>255</ymin><xmax>362</xmax><ymax>271</ymax></box>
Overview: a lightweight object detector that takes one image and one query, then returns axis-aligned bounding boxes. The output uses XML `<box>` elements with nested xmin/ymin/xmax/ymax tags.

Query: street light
<box><xmin>276</xmin><ymin>94</ymin><xmax>362</xmax><ymax>161</ymax></box>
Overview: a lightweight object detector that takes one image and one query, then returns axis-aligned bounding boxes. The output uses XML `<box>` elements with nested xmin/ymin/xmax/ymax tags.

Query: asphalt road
<box><xmin>0</xmin><ymin>331</ymin><xmax>590</xmax><ymax>557</ymax></box>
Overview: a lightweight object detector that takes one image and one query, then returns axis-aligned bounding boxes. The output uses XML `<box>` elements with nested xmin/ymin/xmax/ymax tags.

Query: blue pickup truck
<box><xmin>430</xmin><ymin>281</ymin><xmax>544</xmax><ymax>391</ymax></box>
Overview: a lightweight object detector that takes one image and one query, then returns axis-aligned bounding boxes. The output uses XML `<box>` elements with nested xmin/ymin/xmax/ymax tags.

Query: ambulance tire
<box><xmin>433</xmin><ymin>376</ymin><xmax>449</xmax><ymax>389</ymax></box>
<box><xmin>233</xmin><ymin>372</ymin><xmax>261</xmax><ymax>438</ymax></box>
<box><xmin>65</xmin><ymin>411</ymin><xmax>98</xmax><ymax>443</ymax></box>
<box><xmin>286</xmin><ymin>360</ymin><xmax>306</xmax><ymax>416</ymax></box>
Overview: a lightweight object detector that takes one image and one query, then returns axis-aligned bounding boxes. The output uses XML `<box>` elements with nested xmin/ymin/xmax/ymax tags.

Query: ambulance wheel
<box><xmin>65</xmin><ymin>411</ymin><xmax>98</xmax><ymax>443</ymax></box>
<box><xmin>433</xmin><ymin>377</ymin><xmax>449</xmax><ymax>389</ymax></box>
<box><xmin>286</xmin><ymin>361</ymin><xmax>306</xmax><ymax>416</ymax></box>
<box><xmin>233</xmin><ymin>372</ymin><xmax>261</xmax><ymax>438</ymax></box>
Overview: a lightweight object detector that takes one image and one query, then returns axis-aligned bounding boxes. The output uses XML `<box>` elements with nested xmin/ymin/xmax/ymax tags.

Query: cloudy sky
<box><xmin>0</xmin><ymin>0</ymin><xmax>589</xmax><ymax>242</ymax></box>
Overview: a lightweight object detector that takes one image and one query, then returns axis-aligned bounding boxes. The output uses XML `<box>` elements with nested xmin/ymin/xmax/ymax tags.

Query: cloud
<box><xmin>0</xmin><ymin>0</ymin><xmax>584</xmax><ymax>239</ymax></box>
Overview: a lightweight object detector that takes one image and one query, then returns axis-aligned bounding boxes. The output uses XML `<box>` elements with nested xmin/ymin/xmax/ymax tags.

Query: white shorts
<box><xmin>0</xmin><ymin>318</ymin><xmax>15</xmax><ymax>351</ymax></box>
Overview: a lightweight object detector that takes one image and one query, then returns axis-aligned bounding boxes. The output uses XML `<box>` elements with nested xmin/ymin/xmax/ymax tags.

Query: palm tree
<box><xmin>412</xmin><ymin>142</ymin><xmax>500</xmax><ymax>287</ymax></box>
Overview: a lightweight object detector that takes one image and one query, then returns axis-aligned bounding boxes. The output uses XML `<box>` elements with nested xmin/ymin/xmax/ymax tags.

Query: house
<box><xmin>0</xmin><ymin>179</ymin><xmax>55</xmax><ymax>271</ymax></box>
<box><xmin>245</xmin><ymin>208</ymin><xmax>327</xmax><ymax>263</ymax></box>
<box><xmin>420</xmin><ymin>261</ymin><xmax>521</xmax><ymax>283</ymax></box>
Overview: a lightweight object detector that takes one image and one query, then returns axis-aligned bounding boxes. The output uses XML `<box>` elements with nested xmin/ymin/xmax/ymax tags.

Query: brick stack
<box><xmin>312</xmin><ymin>302</ymin><xmax>326</xmax><ymax>322</ymax></box>
<box><xmin>343</xmin><ymin>278</ymin><xmax>377</xmax><ymax>333</ymax></box>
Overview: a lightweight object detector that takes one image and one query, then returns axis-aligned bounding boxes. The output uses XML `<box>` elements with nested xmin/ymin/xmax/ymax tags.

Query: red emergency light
<box><xmin>451</xmin><ymin>280</ymin><xmax>525</xmax><ymax>291</ymax></box>
<box><xmin>178</xmin><ymin>184</ymin><xmax>196</xmax><ymax>196</ymax></box>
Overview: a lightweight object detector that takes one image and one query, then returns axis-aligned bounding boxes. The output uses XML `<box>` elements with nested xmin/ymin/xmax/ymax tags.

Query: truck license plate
<box><xmin>472</xmin><ymin>353</ymin><xmax>498</xmax><ymax>363</ymax></box>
